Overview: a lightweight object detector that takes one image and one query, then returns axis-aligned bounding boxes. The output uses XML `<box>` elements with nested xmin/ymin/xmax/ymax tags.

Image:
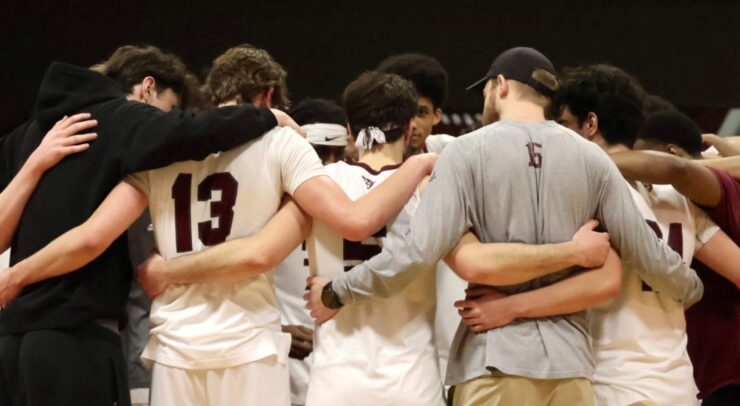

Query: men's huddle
<box><xmin>0</xmin><ymin>44</ymin><xmax>738</xmax><ymax>406</ymax></box>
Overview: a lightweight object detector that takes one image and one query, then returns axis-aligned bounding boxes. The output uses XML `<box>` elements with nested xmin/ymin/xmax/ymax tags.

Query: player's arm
<box><xmin>699</xmin><ymin>156</ymin><xmax>740</xmax><ymax>178</ymax></box>
<box><xmin>0</xmin><ymin>114</ymin><xmax>97</xmax><ymax>251</ymax></box>
<box><xmin>292</xmin><ymin>153</ymin><xmax>437</xmax><ymax>242</ymax></box>
<box><xmin>703</xmin><ymin>134</ymin><xmax>740</xmax><ymax>157</ymax></box>
<box><xmin>115</xmin><ymin>104</ymin><xmax>308</xmax><ymax>174</ymax></box>
<box><xmin>610</xmin><ymin>150</ymin><xmax>721</xmax><ymax>208</ymax></box>
<box><xmin>444</xmin><ymin>220</ymin><xmax>610</xmax><ymax>286</ymax></box>
<box><xmin>597</xmin><ymin>158</ymin><xmax>703</xmax><ymax>304</ymax></box>
<box><xmin>137</xmin><ymin>197</ymin><xmax>312</xmax><ymax>298</ymax></box>
<box><xmin>455</xmin><ymin>249</ymin><xmax>622</xmax><ymax>332</ymax></box>
<box><xmin>0</xmin><ymin>182</ymin><xmax>147</xmax><ymax>307</ymax></box>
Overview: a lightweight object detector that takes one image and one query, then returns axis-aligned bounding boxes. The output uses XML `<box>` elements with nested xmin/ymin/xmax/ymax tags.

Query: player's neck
<box><xmin>604</xmin><ymin>143</ymin><xmax>630</xmax><ymax>154</ymax></box>
<box><xmin>359</xmin><ymin>140</ymin><xmax>406</xmax><ymax>170</ymax></box>
<box><xmin>498</xmin><ymin>102</ymin><xmax>546</xmax><ymax>122</ymax></box>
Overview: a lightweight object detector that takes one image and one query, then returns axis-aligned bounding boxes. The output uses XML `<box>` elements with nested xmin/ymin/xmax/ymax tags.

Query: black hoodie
<box><xmin>0</xmin><ymin>62</ymin><xmax>277</xmax><ymax>334</ymax></box>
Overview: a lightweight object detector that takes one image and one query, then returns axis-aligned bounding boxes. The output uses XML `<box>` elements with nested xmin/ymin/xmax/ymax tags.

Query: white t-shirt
<box><xmin>590</xmin><ymin>183</ymin><xmax>719</xmax><ymax>406</ymax></box>
<box><xmin>273</xmin><ymin>243</ymin><xmax>313</xmax><ymax>404</ymax></box>
<box><xmin>305</xmin><ymin>161</ymin><xmax>444</xmax><ymax>406</ymax></box>
<box><xmin>126</xmin><ymin>127</ymin><xmax>326</xmax><ymax>370</ymax></box>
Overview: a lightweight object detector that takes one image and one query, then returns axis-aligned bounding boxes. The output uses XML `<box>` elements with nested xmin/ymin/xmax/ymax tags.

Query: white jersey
<box><xmin>0</xmin><ymin>249</ymin><xmax>8</xmax><ymax>269</ymax></box>
<box><xmin>590</xmin><ymin>183</ymin><xmax>719</xmax><ymax>406</ymax></box>
<box><xmin>273</xmin><ymin>244</ymin><xmax>313</xmax><ymax>405</ymax></box>
<box><xmin>126</xmin><ymin>127</ymin><xmax>326</xmax><ymax>370</ymax></box>
<box><xmin>305</xmin><ymin>161</ymin><xmax>444</xmax><ymax>406</ymax></box>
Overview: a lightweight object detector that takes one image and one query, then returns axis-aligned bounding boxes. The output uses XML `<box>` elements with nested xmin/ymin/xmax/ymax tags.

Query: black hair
<box><xmin>637</xmin><ymin>110</ymin><xmax>703</xmax><ymax>157</ymax></box>
<box><xmin>289</xmin><ymin>98</ymin><xmax>347</xmax><ymax>126</ymax></box>
<box><xmin>551</xmin><ymin>64</ymin><xmax>646</xmax><ymax>147</ymax></box>
<box><xmin>644</xmin><ymin>94</ymin><xmax>677</xmax><ymax>116</ymax></box>
<box><xmin>342</xmin><ymin>71</ymin><xmax>417</xmax><ymax>144</ymax></box>
<box><xmin>377</xmin><ymin>53</ymin><xmax>448</xmax><ymax>109</ymax></box>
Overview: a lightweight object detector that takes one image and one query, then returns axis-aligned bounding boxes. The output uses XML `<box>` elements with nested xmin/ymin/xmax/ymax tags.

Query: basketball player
<box><xmin>307</xmin><ymin>47</ymin><xmax>703</xmax><ymax>406</ymax></box>
<box><xmin>376</xmin><ymin>53</ymin><xmax>462</xmax><ymax>380</ymax></box>
<box><xmin>274</xmin><ymin>98</ymin><xmax>349</xmax><ymax>406</ymax></box>
<box><xmin>3</xmin><ymin>45</ymin><xmax>437</xmax><ymax>406</ymax></box>
<box><xmin>537</xmin><ymin>64</ymin><xmax>739</xmax><ymax>405</ymax></box>
<box><xmin>0</xmin><ymin>43</ymin><xmax>295</xmax><ymax>405</ymax></box>
<box><xmin>612</xmin><ymin>110</ymin><xmax>740</xmax><ymax>405</ymax></box>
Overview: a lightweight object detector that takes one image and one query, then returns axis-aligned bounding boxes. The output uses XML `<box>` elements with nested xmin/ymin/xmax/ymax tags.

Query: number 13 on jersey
<box><xmin>171</xmin><ymin>172</ymin><xmax>239</xmax><ymax>253</ymax></box>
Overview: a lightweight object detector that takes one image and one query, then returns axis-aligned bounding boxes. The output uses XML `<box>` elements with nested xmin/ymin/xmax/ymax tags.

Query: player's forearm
<box><xmin>163</xmin><ymin>199</ymin><xmax>311</xmax><ymax>284</ymax></box>
<box><xmin>704</xmin><ymin>134</ymin><xmax>740</xmax><ymax>157</ymax></box>
<box><xmin>506</xmin><ymin>249</ymin><xmax>622</xmax><ymax>319</ymax></box>
<box><xmin>700</xmin><ymin>156</ymin><xmax>740</xmax><ymax>178</ymax></box>
<box><xmin>694</xmin><ymin>232</ymin><xmax>740</xmax><ymax>289</ymax></box>
<box><xmin>446</xmin><ymin>236</ymin><xmax>583</xmax><ymax>286</ymax></box>
<box><xmin>0</xmin><ymin>162</ymin><xmax>44</xmax><ymax>251</ymax></box>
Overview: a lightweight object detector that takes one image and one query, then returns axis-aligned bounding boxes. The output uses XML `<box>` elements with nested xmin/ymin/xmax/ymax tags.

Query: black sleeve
<box><xmin>114</xmin><ymin>103</ymin><xmax>277</xmax><ymax>175</ymax></box>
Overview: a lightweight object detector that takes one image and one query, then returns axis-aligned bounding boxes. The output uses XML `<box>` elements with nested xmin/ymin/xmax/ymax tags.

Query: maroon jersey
<box><xmin>686</xmin><ymin>168</ymin><xmax>740</xmax><ymax>398</ymax></box>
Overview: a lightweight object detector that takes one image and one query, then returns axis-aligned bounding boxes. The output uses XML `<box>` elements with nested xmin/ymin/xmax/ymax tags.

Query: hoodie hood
<box><xmin>33</xmin><ymin>62</ymin><xmax>126</xmax><ymax>129</ymax></box>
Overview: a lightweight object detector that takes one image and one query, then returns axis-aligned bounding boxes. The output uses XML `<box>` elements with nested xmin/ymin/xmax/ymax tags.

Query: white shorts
<box><xmin>150</xmin><ymin>357</ymin><xmax>290</xmax><ymax>406</ymax></box>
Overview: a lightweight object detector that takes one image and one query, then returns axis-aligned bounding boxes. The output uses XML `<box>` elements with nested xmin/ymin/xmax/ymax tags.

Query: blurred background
<box><xmin>2</xmin><ymin>0</ymin><xmax>739</xmax><ymax>135</ymax></box>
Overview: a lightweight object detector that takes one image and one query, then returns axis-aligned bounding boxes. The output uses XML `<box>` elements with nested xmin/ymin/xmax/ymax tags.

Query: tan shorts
<box><xmin>451</xmin><ymin>372</ymin><xmax>594</xmax><ymax>406</ymax></box>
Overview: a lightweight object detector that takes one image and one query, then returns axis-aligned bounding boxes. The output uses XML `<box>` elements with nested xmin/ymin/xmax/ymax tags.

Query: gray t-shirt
<box><xmin>331</xmin><ymin>120</ymin><xmax>703</xmax><ymax>383</ymax></box>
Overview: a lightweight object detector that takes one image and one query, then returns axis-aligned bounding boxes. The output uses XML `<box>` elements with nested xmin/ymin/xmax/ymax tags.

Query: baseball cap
<box><xmin>467</xmin><ymin>47</ymin><xmax>556</xmax><ymax>97</ymax></box>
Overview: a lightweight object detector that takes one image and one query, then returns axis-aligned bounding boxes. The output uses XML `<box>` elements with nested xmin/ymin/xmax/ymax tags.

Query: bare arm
<box><xmin>700</xmin><ymin>156</ymin><xmax>740</xmax><ymax>178</ymax></box>
<box><xmin>455</xmin><ymin>249</ymin><xmax>622</xmax><ymax>333</ymax></box>
<box><xmin>0</xmin><ymin>182</ymin><xmax>146</xmax><ymax>307</ymax></box>
<box><xmin>444</xmin><ymin>220</ymin><xmax>610</xmax><ymax>286</ymax></box>
<box><xmin>694</xmin><ymin>230</ymin><xmax>740</xmax><ymax>289</ymax></box>
<box><xmin>610</xmin><ymin>150</ymin><xmax>721</xmax><ymax>207</ymax></box>
<box><xmin>137</xmin><ymin>197</ymin><xmax>312</xmax><ymax>297</ymax></box>
<box><xmin>0</xmin><ymin>114</ymin><xmax>97</xmax><ymax>251</ymax></box>
<box><xmin>292</xmin><ymin>153</ymin><xmax>436</xmax><ymax>241</ymax></box>
<box><xmin>703</xmin><ymin>134</ymin><xmax>740</xmax><ymax>157</ymax></box>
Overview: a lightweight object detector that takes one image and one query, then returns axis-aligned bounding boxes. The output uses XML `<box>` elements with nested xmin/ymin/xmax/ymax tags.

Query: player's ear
<box><xmin>666</xmin><ymin>144</ymin><xmax>681</xmax><ymax>156</ymax></box>
<box><xmin>585</xmin><ymin>112</ymin><xmax>599</xmax><ymax>139</ymax></box>
<box><xmin>432</xmin><ymin>108</ymin><xmax>443</xmax><ymax>126</ymax></box>
<box><xmin>496</xmin><ymin>75</ymin><xmax>508</xmax><ymax>98</ymax></box>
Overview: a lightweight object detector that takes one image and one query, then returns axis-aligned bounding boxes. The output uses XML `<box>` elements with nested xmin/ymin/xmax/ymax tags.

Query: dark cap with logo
<box><xmin>467</xmin><ymin>47</ymin><xmax>557</xmax><ymax>97</ymax></box>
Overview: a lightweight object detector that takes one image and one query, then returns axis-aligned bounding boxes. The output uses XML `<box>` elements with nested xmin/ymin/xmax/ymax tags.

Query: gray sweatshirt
<box><xmin>331</xmin><ymin>120</ymin><xmax>703</xmax><ymax>383</ymax></box>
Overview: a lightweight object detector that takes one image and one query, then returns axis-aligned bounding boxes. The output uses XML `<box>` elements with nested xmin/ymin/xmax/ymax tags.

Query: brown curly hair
<box><xmin>205</xmin><ymin>44</ymin><xmax>290</xmax><ymax>110</ymax></box>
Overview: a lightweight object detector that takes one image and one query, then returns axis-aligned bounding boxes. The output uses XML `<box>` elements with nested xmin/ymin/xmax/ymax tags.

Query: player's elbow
<box><xmin>339</xmin><ymin>214</ymin><xmax>376</xmax><ymax>242</ymax></box>
<box><xmin>597</xmin><ymin>258</ymin><xmax>623</xmax><ymax>301</ymax></box>
<box><xmin>245</xmin><ymin>250</ymin><xmax>281</xmax><ymax>274</ymax></box>
<box><xmin>76</xmin><ymin>230</ymin><xmax>109</xmax><ymax>260</ymax></box>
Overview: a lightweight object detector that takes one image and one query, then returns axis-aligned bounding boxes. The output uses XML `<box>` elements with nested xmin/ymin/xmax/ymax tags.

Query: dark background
<box><xmin>2</xmin><ymin>0</ymin><xmax>739</xmax><ymax>134</ymax></box>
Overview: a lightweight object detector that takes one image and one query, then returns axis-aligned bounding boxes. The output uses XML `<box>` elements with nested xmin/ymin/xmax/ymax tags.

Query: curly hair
<box><xmin>342</xmin><ymin>71</ymin><xmax>418</xmax><ymax>145</ymax></box>
<box><xmin>551</xmin><ymin>64</ymin><xmax>646</xmax><ymax>147</ymax></box>
<box><xmin>205</xmin><ymin>44</ymin><xmax>290</xmax><ymax>109</ymax></box>
<box><xmin>94</xmin><ymin>44</ymin><xmax>201</xmax><ymax>108</ymax></box>
<box><xmin>377</xmin><ymin>53</ymin><xmax>448</xmax><ymax>109</ymax></box>
<box><xmin>289</xmin><ymin>98</ymin><xmax>346</xmax><ymax>126</ymax></box>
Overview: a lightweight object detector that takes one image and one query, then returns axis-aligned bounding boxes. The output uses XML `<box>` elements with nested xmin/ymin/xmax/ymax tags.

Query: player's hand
<box><xmin>271</xmin><ymin>109</ymin><xmax>307</xmax><ymax>138</ymax></box>
<box><xmin>0</xmin><ymin>267</ymin><xmax>23</xmax><ymax>310</ymax></box>
<box><xmin>407</xmin><ymin>152</ymin><xmax>438</xmax><ymax>175</ymax></box>
<box><xmin>282</xmin><ymin>324</ymin><xmax>314</xmax><ymax>360</ymax></box>
<box><xmin>304</xmin><ymin>276</ymin><xmax>339</xmax><ymax>325</ymax></box>
<box><xmin>570</xmin><ymin>220</ymin><xmax>610</xmax><ymax>268</ymax></box>
<box><xmin>137</xmin><ymin>251</ymin><xmax>169</xmax><ymax>299</ymax></box>
<box><xmin>25</xmin><ymin>113</ymin><xmax>98</xmax><ymax>174</ymax></box>
<box><xmin>455</xmin><ymin>286</ymin><xmax>514</xmax><ymax>333</ymax></box>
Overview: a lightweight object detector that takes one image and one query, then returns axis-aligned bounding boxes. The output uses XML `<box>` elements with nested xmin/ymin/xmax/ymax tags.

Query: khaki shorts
<box><xmin>451</xmin><ymin>371</ymin><xmax>594</xmax><ymax>406</ymax></box>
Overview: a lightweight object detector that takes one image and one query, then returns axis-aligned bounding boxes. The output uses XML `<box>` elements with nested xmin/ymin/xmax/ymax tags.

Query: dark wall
<box><xmin>2</xmin><ymin>0</ymin><xmax>739</xmax><ymax>133</ymax></box>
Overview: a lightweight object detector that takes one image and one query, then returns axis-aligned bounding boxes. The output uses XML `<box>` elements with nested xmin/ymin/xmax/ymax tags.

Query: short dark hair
<box><xmin>205</xmin><ymin>44</ymin><xmax>290</xmax><ymax>109</ymax></box>
<box><xmin>342</xmin><ymin>71</ymin><xmax>417</xmax><ymax>144</ymax></box>
<box><xmin>289</xmin><ymin>98</ymin><xmax>346</xmax><ymax>126</ymax></box>
<box><xmin>96</xmin><ymin>45</ymin><xmax>199</xmax><ymax>108</ymax></box>
<box><xmin>637</xmin><ymin>110</ymin><xmax>703</xmax><ymax>157</ymax></box>
<box><xmin>377</xmin><ymin>53</ymin><xmax>448</xmax><ymax>109</ymax></box>
<box><xmin>552</xmin><ymin>64</ymin><xmax>646</xmax><ymax>147</ymax></box>
<box><xmin>644</xmin><ymin>94</ymin><xmax>677</xmax><ymax>116</ymax></box>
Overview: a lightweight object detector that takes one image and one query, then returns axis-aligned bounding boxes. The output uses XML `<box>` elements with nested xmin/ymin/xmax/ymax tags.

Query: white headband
<box><xmin>302</xmin><ymin>123</ymin><xmax>348</xmax><ymax>146</ymax></box>
<box><xmin>355</xmin><ymin>121</ymin><xmax>404</xmax><ymax>150</ymax></box>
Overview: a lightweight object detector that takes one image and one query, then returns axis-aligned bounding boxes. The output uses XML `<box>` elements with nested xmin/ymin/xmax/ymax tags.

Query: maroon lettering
<box><xmin>172</xmin><ymin>174</ymin><xmax>193</xmax><ymax>252</ymax></box>
<box><xmin>526</xmin><ymin>142</ymin><xmax>543</xmax><ymax>168</ymax></box>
